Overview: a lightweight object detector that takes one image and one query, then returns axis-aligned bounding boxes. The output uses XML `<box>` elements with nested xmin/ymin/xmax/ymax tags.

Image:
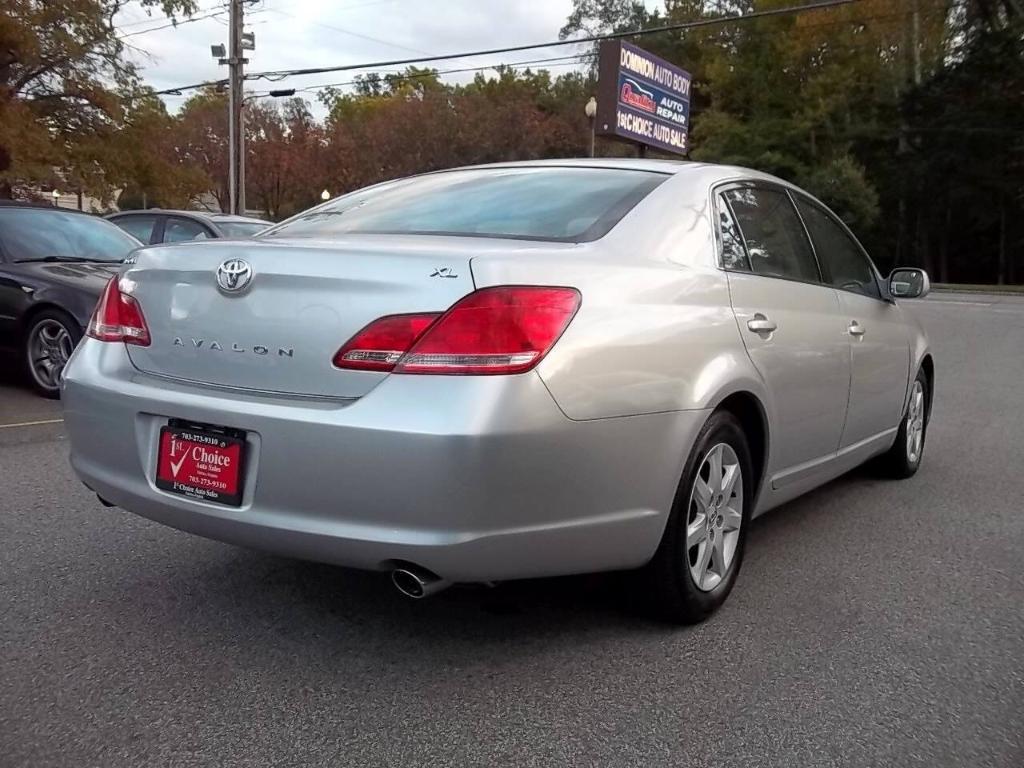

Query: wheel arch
<box><xmin>920</xmin><ymin>353</ymin><xmax>935</xmax><ymax>422</ymax></box>
<box><xmin>711</xmin><ymin>390</ymin><xmax>769</xmax><ymax>505</ymax></box>
<box><xmin>19</xmin><ymin>301</ymin><xmax>84</xmax><ymax>340</ymax></box>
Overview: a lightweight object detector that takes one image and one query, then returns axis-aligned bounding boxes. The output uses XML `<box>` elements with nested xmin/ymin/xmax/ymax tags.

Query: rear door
<box><xmin>793</xmin><ymin>195</ymin><xmax>910</xmax><ymax>448</ymax></box>
<box><xmin>717</xmin><ymin>184</ymin><xmax>850</xmax><ymax>480</ymax></box>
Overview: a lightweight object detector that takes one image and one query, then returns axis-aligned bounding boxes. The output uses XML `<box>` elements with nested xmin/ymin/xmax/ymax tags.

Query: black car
<box><xmin>106</xmin><ymin>209</ymin><xmax>270</xmax><ymax>244</ymax></box>
<box><xmin>0</xmin><ymin>203</ymin><xmax>142</xmax><ymax>397</ymax></box>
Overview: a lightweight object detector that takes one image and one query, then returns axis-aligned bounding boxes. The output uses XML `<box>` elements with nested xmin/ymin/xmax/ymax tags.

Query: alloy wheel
<box><xmin>686</xmin><ymin>442</ymin><xmax>743</xmax><ymax>592</ymax></box>
<box><xmin>906</xmin><ymin>379</ymin><xmax>926</xmax><ymax>464</ymax></box>
<box><xmin>28</xmin><ymin>319</ymin><xmax>74</xmax><ymax>392</ymax></box>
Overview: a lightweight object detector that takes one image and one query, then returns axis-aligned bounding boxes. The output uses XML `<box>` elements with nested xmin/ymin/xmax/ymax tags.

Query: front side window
<box><xmin>263</xmin><ymin>167</ymin><xmax>668</xmax><ymax>243</ymax></box>
<box><xmin>164</xmin><ymin>217</ymin><xmax>211</xmax><ymax>243</ymax></box>
<box><xmin>796</xmin><ymin>199</ymin><xmax>880</xmax><ymax>299</ymax></box>
<box><xmin>725</xmin><ymin>187</ymin><xmax>820</xmax><ymax>283</ymax></box>
<box><xmin>112</xmin><ymin>215</ymin><xmax>158</xmax><ymax>244</ymax></box>
<box><xmin>0</xmin><ymin>208</ymin><xmax>140</xmax><ymax>263</ymax></box>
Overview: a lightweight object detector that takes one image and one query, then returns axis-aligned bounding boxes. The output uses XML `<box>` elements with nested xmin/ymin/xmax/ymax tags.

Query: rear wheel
<box><xmin>874</xmin><ymin>368</ymin><xmax>929</xmax><ymax>478</ymax></box>
<box><xmin>24</xmin><ymin>309</ymin><xmax>81</xmax><ymax>398</ymax></box>
<box><xmin>643</xmin><ymin>411</ymin><xmax>753</xmax><ymax>624</ymax></box>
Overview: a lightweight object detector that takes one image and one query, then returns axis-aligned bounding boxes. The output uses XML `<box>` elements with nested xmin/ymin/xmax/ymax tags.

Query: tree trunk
<box><xmin>916</xmin><ymin>207</ymin><xmax>932</xmax><ymax>276</ymax></box>
<box><xmin>939</xmin><ymin>197</ymin><xmax>951</xmax><ymax>283</ymax></box>
<box><xmin>997</xmin><ymin>196</ymin><xmax>1007</xmax><ymax>285</ymax></box>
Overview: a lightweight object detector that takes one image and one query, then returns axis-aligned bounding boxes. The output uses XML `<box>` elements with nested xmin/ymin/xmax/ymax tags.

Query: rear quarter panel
<box><xmin>470</xmin><ymin>169</ymin><xmax>766</xmax><ymax>421</ymax></box>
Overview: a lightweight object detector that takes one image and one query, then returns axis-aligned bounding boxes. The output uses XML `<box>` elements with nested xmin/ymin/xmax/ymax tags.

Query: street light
<box><xmin>584</xmin><ymin>97</ymin><xmax>597</xmax><ymax>158</ymax></box>
<box><xmin>321</xmin><ymin>189</ymin><xmax>331</xmax><ymax>201</ymax></box>
<box><xmin>51</xmin><ymin>189</ymin><xmax>60</xmax><ymax>207</ymax></box>
<box><xmin>242</xmin><ymin>89</ymin><xmax>296</xmax><ymax>106</ymax></box>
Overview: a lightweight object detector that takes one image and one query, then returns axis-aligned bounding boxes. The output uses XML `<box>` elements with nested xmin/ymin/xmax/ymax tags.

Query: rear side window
<box><xmin>112</xmin><ymin>215</ymin><xmax>158</xmax><ymax>244</ymax></box>
<box><xmin>717</xmin><ymin>195</ymin><xmax>751</xmax><ymax>271</ymax></box>
<box><xmin>796</xmin><ymin>199</ymin><xmax>881</xmax><ymax>299</ymax></box>
<box><xmin>725</xmin><ymin>187</ymin><xmax>820</xmax><ymax>283</ymax></box>
<box><xmin>216</xmin><ymin>221</ymin><xmax>268</xmax><ymax>237</ymax></box>
<box><xmin>263</xmin><ymin>167</ymin><xmax>668</xmax><ymax>243</ymax></box>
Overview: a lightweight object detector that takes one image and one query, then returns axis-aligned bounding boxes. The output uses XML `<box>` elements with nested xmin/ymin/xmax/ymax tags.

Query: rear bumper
<box><xmin>62</xmin><ymin>340</ymin><xmax>708</xmax><ymax>582</ymax></box>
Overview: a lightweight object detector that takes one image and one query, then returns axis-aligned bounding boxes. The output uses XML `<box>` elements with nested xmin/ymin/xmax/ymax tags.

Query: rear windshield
<box><xmin>262</xmin><ymin>167</ymin><xmax>667</xmax><ymax>243</ymax></box>
<box><xmin>217</xmin><ymin>221</ymin><xmax>269</xmax><ymax>237</ymax></box>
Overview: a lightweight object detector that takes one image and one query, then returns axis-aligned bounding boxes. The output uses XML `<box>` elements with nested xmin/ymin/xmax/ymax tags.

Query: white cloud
<box><xmin>118</xmin><ymin>0</ymin><xmax>614</xmax><ymax>115</ymax></box>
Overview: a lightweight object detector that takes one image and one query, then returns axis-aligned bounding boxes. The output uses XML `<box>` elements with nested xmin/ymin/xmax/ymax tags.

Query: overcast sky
<box><xmin>115</xmin><ymin>0</ymin><xmax>660</xmax><ymax>114</ymax></box>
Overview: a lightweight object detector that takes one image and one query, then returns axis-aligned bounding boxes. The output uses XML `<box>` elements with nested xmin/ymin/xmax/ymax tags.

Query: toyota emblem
<box><xmin>216</xmin><ymin>258</ymin><xmax>253</xmax><ymax>294</ymax></box>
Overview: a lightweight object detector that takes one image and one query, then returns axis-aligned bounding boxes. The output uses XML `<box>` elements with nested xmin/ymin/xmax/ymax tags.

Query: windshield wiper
<box><xmin>14</xmin><ymin>255</ymin><xmax>96</xmax><ymax>264</ymax></box>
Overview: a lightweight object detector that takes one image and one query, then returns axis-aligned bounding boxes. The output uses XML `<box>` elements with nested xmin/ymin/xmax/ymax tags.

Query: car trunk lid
<box><xmin>122</xmin><ymin>236</ymin><xmax>479</xmax><ymax>398</ymax></box>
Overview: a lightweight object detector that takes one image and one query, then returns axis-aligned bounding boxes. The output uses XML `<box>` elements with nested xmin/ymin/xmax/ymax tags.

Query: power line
<box><xmin>281</xmin><ymin>53</ymin><xmax>597</xmax><ymax>96</ymax></box>
<box><xmin>119</xmin><ymin>7</ymin><xmax>228</xmax><ymax>38</ymax></box>
<box><xmin>163</xmin><ymin>54</ymin><xmax>595</xmax><ymax>100</ymax></box>
<box><xmin>263</xmin><ymin>7</ymin><xmax>432</xmax><ymax>56</ymax></box>
<box><xmin>115</xmin><ymin>1</ymin><xmax>223</xmax><ymax>29</ymax></box>
<box><xmin>151</xmin><ymin>0</ymin><xmax>858</xmax><ymax>95</ymax></box>
<box><xmin>117</xmin><ymin>1</ymin><xmax>269</xmax><ymax>38</ymax></box>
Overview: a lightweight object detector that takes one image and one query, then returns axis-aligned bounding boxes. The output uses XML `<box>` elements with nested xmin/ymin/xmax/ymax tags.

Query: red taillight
<box><xmin>87</xmin><ymin>276</ymin><xmax>151</xmax><ymax>346</ymax></box>
<box><xmin>333</xmin><ymin>313</ymin><xmax>440</xmax><ymax>371</ymax></box>
<box><xmin>334</xmin><ymin>286</ymin><xmax>580</xmax><ymax>376</ymax></box>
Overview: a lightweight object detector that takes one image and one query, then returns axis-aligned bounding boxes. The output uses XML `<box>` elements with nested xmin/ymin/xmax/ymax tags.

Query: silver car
<box><xmin>62</xmin><ymin>160</ymin><xmax>932</xmax><ymax>622</ymax></box>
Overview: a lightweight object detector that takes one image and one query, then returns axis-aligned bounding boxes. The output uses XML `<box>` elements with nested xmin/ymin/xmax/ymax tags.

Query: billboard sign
<box><xmin>595</xmin><ymin>40</ymin><xmax>692</xmax><ymax>155</ymax></box>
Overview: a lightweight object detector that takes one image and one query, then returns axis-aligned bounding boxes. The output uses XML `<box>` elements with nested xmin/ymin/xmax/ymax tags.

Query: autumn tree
<box><xmin>0</xmin><ymin>0</ymin><xmax>196</xmax><ymax>201</ymax></box>
<box><xmin>173</xmin><ymin>88</ymin><xmax>230</xmax><ymax>211</ymax></box>
<box><xmin>317</xmin><ymin>66</ymin><xmax>595</xmax><ymax>199</ymax></box>
<box><xmin>245</xmin><ymin>97</ymin><xmax>326</xmax><ymax>219</ymax></box>
<box><xmin>562</xmin><ymin>0</ymin><xmax>1023</xmax><ymax>282</ymax></box>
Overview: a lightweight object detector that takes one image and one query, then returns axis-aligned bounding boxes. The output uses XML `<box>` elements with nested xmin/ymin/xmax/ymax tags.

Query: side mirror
<box><xmin>888</xmin><ymin>268</ymin><xmax>930</xmax><ymax>299</ymax></box>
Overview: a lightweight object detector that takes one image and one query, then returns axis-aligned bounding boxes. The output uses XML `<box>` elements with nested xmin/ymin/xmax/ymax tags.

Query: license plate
<box><xmin>155</xmin><ymin>423</ymin><xmax>246</xmax><ymax>507</ymax></box>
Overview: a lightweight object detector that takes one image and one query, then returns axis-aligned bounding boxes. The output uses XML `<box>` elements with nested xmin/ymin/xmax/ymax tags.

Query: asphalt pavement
<box><xmin>1</xmin><ymin>293</ymin><xmax>1022</xmax><ymax>767</ymax></box>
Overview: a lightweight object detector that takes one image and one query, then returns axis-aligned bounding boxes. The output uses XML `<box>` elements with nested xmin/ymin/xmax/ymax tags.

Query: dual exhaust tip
<box><xmin>391</xmin><ymin>565</ymin><xmax>450</xmax><ymax>599</ymax></box>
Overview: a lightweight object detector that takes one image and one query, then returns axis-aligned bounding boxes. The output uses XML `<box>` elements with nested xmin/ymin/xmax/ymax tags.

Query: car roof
<box><xmin>207</xmin><ymin>214</ymin><xmax>272</xmax><ymax>225</ymax></box>
<box><xmin>108</xmin><ymin>209</ymin><xmax>270</xmax><ymax>225</ymax></box>
<box><xmin>0</xmin><ymin>200</ymin><xmax>92</xmax><ymax>214</ymax></box>
<box><xmin>398</xmin><ymin>158</ymin><xmax>793</xmax><ymax>189</ymax></box>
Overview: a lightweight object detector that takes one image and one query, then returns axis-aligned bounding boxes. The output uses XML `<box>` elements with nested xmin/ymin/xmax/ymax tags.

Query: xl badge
<box><xmin>216</xmin><ymin>258</ymin><xmax>253</xmax><ymax>293</ymax></box>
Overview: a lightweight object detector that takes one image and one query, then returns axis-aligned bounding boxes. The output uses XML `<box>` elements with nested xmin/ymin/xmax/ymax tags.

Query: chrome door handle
<box><xmin>747</xmin><ymin>314</ymin><xmax>777</xmax><ymax>334</ymax></box>
<box><xmin>848</xmin><ymin>321</ymin><xmax>866</xmax><ymax>337</ymax></box>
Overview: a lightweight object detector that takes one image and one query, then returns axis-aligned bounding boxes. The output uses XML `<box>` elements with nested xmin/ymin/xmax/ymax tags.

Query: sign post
<box><xmin>595</xmin><ymin>40</ymin><xmax>692</xmax><ymax>157</ymax></box>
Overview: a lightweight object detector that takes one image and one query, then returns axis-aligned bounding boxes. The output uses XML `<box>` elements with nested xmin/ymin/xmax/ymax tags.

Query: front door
<box><xmin>718</xmin><ymin>185</ymin><xmax>851</xmax><ymax>478</ymax></box>
<box><xmin>793</xmin><ymin>195</ymin><xmax>910</xmax><ymax>448</ymax></box>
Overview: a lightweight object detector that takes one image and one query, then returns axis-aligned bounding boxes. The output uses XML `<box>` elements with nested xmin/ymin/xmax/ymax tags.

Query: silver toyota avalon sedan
<box><xmin>62</xmin><ymin>159</ymin><xmax>933</xmax><ymax>623</ymax></box>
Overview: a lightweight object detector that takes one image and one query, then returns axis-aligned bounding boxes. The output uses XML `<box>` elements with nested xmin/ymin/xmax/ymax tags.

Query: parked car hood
<box><xmin>19</xmin><ymin>260</ymin><xmax>122</xmax><ymax>294</ymax></box>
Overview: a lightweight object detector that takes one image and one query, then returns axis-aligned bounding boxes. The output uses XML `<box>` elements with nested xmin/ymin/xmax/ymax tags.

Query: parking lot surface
<box><xmin>1</xmin><ymin>293</ymin><xmax>1022</xmax><ymax>767</ymax></box>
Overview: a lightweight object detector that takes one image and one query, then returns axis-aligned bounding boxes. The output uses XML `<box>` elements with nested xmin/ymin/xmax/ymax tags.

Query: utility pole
<box><xmin>227</xmin><ymin>0</ymin><xmax>245</xmax><ymax>215</ymax></box>
<box><xmin>911</xmin><ymin>0</ymin><xmax>922</xmax><ymax>87</ymax></box>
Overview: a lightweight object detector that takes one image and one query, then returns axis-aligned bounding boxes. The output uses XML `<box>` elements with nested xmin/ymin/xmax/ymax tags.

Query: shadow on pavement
<box><xmin>87</xmin><ymin>462</ymin><xmax>884</xmax><ymax>660</ymax></box>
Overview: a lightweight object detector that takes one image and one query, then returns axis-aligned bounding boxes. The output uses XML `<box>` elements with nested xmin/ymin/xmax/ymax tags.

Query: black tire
<box><xmin>23</xmin><ymin>308</ymin><xmax>82</xmax><ymax>399</ymax></box>
<box><xmin>642</xmin><ymin>411</ymin><xmax>754</xmax><ymax>624</ymax></box>
<box><xmin>874</xmin><ymin>367</ymin><xmax>929</xmax><ymax>479</ymax></box>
